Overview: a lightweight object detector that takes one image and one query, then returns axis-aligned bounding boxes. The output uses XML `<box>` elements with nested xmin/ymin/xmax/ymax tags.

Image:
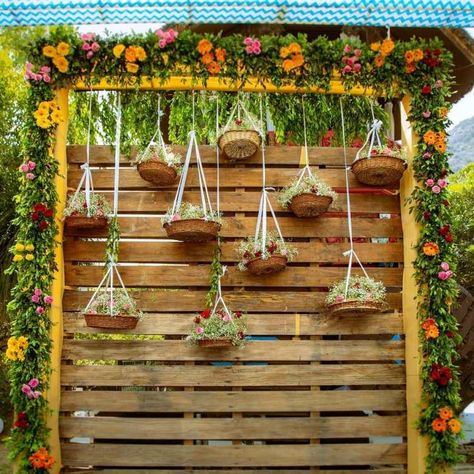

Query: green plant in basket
<box><xmin>161</xmin><ymin>202</ymin><xmax>222</xmax><ymax>226</ymax></box>
<box><xmin>135</xmin><ymin>143</ymin><xmax>182</xmax><ymax>172</ymax></box>
<box><xmin>326</xmin><ymin>275</ymin><xmax>386</xmax><ymax>306</ymax></box>
<box><xmin>63</xmin><ymin>191</ymin><xmax>111</xmax><ymax>219</ymax></box>
<box><xmin>84</xmin><ymin>288</ymin><xmax>143</xmax><ymax>320</ymax></box>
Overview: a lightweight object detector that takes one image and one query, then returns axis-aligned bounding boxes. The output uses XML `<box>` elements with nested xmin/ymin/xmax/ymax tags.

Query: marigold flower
<box><xmin>374</xmin><ymin>55</ymin><xmax>384</xmax><ymax>67</ymax></box>
<box><xmin>37</xmin><ymin>118</ymin><xmax>51</xmax><ymax>129</ymax></box>
<box><xmin>282</xmin><ymin>59</ymin><xmax>295</xmax><ymax>72</ymax></box>
<box><xmin>439</xmin><ymin>406</ymin><xmax>454</xmax><ymax>420</ymax></box>
<box><xmin>413</xmin><ymin>49</ymin><xmax>424</xmax><ymax>61</ymax></box>
<box><xmin>197</xmin><ymin>39</ymin><xmax>212</xmax><ymax>55</ymax></box>
<box><xmin>279</xmin><ymin>46</ymin><xmax>290</xmax><ymax>58</ymax></box>
<box><xmin>423</xmin><ymin>130</ymin><xmax>437</xmax><ymax>145</ymax></box>
<box><xmin>135</xmin><ymin>46</ymin><xmax>147</xmax><ymax>61</ymax></box>
<box><xmin>13</xmin><ymin>254</ymin><xmax>24</xmax><ymax>262</ymax></box>
<box><xmin>125</xmin><ymin>46</ymin><xmax>137</xmax><ymax>62</ymax></box>
<box><xmin>288</xmin><ymin>42</ymin><xmax>302</xmax><ymax>54</ymax></box>
<box><xmin>113</xmin><ymin>44</ymin><xmax>125</xmax><ymax>58</ymax></box>
<box><xmin>426</xmin><ymin>326</ymin><xmax>439</xmax><ymax>339</ymax></box>
<box><xmin>423</xmin><ymin>241</ymin><xmax>439</xmax><ymax>256</ymax></box>
<box><xmin>5</xmin><ymin>348</ymin><xmax>16</xmax><ymax>360</ymax></box>
<box><xmin>435</xmin><ymin>141</ymin><xmax>446</xmax><ymax>153</ymax></box>
<box><xmin>405</xmin><ymin>62</ymin><xmax>416</xmax><ymax>74</ymax></box>
<box><xmin>207</xmin><ymin>61</ymin><xmax>221</xmax><ymax>75</ymax></box>
<box><xmin>292</xmin><ymin>53</ymin><xmax>304</xmax><ymax>68</ymax></box>
<box><xmin>380</xmin><ymin>38</ymin><xmax>395</xmax><ymax>56</ymax></box>
<box><xmin>215</xmin><ymin>47</ymin><xmax>226</xmax><ymax>63</ymax></box>
<box><xmin>404</xmin><ymin>50</ymin><xmax>415</xmax><ymax>63</ymax></box>
<box><xmin>448</xmin><ymin>418</ymin><xmax>462</xmax><ymax>434</ymax></box>
<box><xmin>42</xmin><ymin>45</ymin><xmax>57</xmax><ymax>58</ymax></box>
<box><xmin>56</xmin><ymin>41</ymin><xmax>70</xmax><ymax>56</ymax></box>
<box><xmin>421</xmin><ymin>318</ymin><xmax>436</xmax><ymax>330</ymax></box>
<box><xmin>432</xmin><ymin>417</ymin><xmax>447</xmax><ymax>432</ymax></box>
<box><xmin>370</xmin><ymin>42</ymin><xmax>380</xmax><ymax>52</ymax></box>
<box><xmin>52</xmin><ymin>56</ymin><xmax>69</xmax><ymax>73</ymax></box>
<box><xmin>200</xmin><ymin>52</ymin><xmax>214</xmax><ymax>65</ymax></box>
<box><xmin>51</xmin><ymin>109</ymin><xmax>63</xmax><ymax>124</ymax></box>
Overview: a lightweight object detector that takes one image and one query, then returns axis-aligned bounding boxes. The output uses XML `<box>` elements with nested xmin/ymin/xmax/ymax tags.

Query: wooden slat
<box><xmin>62</xmin><ymin>340</ymin><xmax>405</xmax><ymax>362</ymax></box>
<box><xmin>64</xmin><ymin>216</ymin><xmax>403</xmax><ymax>238</ymax></box>
<box><xmin>63</xmin><ymin>312</ymin><xmax>404</xmax><ymax>336</ymax></box>
<box><xmin>64</xmin><ymin>241</ymin><xmax>404</xmax><ymax>264</ymax></box>
<box><xmin>67</xmin><ymin>145</ymin><xmax>358</xmax><ymax>167</ymax></box>
<box><xmin>61</xmin><ymin>443</ymin><xmax>407</xmax><ymax>467</ymax></box>
<box><xmin>61</xmin><ymin>364</ymin><xmax>405</xmax><ymax>387</ymax></box>
<box><xmin>59</xmin><ymin>415</ymin><xmax>406</xmax><ymax>440</ymax></box>
<box><xmin>68</xmin><ymin>470</ymin><xmax>406</xmax><ymax>474</ymax></box>
<box><xmin>63</xmin><ymin>290</ymin><xmax>403</xmax><ymax>312</ymax></box>
<box><xmin>87</xmin><ymin>190</ymin><xmax>400</xmax><ymax>214</ymax></box>
<box><xmin>64</xmin><ymin>264</ymin><xmax>402</xmax><ymax>288</ymax></box>
<box><xmin>60</xmin><ymin>389</ymin><xmax>406</xmax><ymax>413</ymax></box>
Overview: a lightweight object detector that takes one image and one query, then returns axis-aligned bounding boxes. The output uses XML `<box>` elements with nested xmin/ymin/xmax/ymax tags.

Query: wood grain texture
<box><xmin>67</xmin><ymin>470</ymin><xmax>406</xmax><ymax>474</ymax></box>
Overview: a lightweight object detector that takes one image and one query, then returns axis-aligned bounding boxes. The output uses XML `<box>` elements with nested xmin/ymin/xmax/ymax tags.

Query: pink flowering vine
<box><xmin>155</xmin><ymin>28</ymin><xmax>178</xmax><ymax>49</ymax></box>
<box><xmin>243</xmin><ymin>37</ymin><xmax>261</xmax><ymax>55</ymax></box>
<box><xmin>21</xmin><ymin>378</ymin><xmax>41</xmax><ymax>399</ymax></box>
<box><xmin>341</xmin><ymin>45</ymin><xmax>362</xmax><ymax>74</ymax></box>
<box><xmin>81</xmin><ymin>33</ymin><xmax>100</xmax><ymax>60</ymax></box>
<box><xmin>24</xmin><ymin>63</ymin><xmax>51</xmax><ymax>83</ymax></box>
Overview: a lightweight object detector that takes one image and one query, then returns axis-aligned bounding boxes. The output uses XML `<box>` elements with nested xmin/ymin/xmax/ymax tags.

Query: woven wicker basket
<box><xmin>137</xmin><ymin>160</ymin><xmax>177</xmax><ymax>186</ymax></box>
<box><xmin>247</xmin><ymin>255</ymin><xmax>288</xmax><ymax>276</ymax></box>
<box><xmin>351</xmin><ymin>155</ymin><xmax>407</xmax><ymax>186</ymax></box>
<box><xmin>65</xmin><ymin>215</ymin><xmax>108</xmax><ymax>233</ymax></box>
<box><xmin>164</xmin><ymin>219</ymin><xmax>221</xmax><ymax>242</ymax></box>
<box><xmin>198</xmin><ymin>337</ymin><xmax>233</xmax><ymax>348</ymax></box>
<box><xmin>289</xmin><ymin>193</ymin><xmax>333</xmax><ymax>218</ymax></box>
<box><xmin>326</xmin><ymin>299</ymin><xmax>386</xmax><ymax>316</ymax></box>
<box><xmin>84</xmin><ymin>313</ymin><xmax>139</xmax><ymax>329</ymax></box>
<box><xmin>218</xmin><ymin>129</ymin><xmax>261</xmax><ymax>161</ymax></box>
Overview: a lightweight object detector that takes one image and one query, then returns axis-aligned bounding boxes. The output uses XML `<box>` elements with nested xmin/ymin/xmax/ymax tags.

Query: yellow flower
<box><xmin>288</xmin><ymin>42</ymin><xmax>302</xmax><ymax>54</ymax></box>
<box><xmin>5</xmin><ymin>348</ymin><xmax>17</xmax><ymax>361</ymax></box>
<box><xmin>15</xmin><ymin>243</ymin><xmax>25</xmax><ymax>252</ymax></box>
<box><xmin>52</xmin><ymin>56</ymin><xmax>69</xmax><ymax>73</ymax></box>
<box><xmin>51</xmin><ymin>110</ymin><xmax>63</xmax><ymax>124</ymax></box>
<box><xmin>135</xmin><ymin>46</ymin><xmax>147</xmax><ymax>61</ymax></box>
<box><xmin>42</xmin><ymin>45</ymin><xmax>57</xmax><ymax>58</ymax></box>
<box><xmin>33</xmin><ymin>109</ymin><xmax>48</xmax><ymax>120</ymax></box>
<box><xmin>25</xmin><ymin>254</ymin><xmax>34</xmax><ymax>261</ymax></box>
<box><xmin>125</xmin><ymin>46</ymin><xmax>137</xmax><ymax>62</ymax></box>
<box><xmin>49</xmin><ymin>100</ymin><xmax>57</xmax><ymax>109</ymax></box>
<box><xmin>113</xmin><ymin>44</ymin><xmax>125</xmax><ymax>58</ymax></box>
<box><xmin>370</xmin><ymin>42</ymin><xmax>381</xmax><ymax>52</ymax></box>
<box><xmin>279</xmin><ymin>46</ymin><xmax>290</xmax><ymax>59</ymax></box>
<box><xmin>17</xmin><ymin>336</ymin><xmax>28</xmax><ymax>349</ymax></box>
<box><xmin>8</xmin><ymin>337</ymin><xmax>19</xmax><ymax>349</ymax></box>
<box><xmin>56</xmin><ymin>41</ymin><xmax>70</xmax><ymax>56</ymax></box>
<box><xmin>16</xmin><ymin>351</ymin><xmax>25</xmax><ymax>362</ymax></box>
<box><xmin>380</xmin><ymin>38</ymin><xmax>395</xmax><ymax>56</ymax></box>
<box><xmin>25</xmin><ymin>244</ymin><xmax>34</xmax><ymax>252</ymax></box>
<box><xmin>413</xmin><ymin>49</ymin><xmax>424</xmax><ymax>62</ymax></box>
<box><xmin>126</xmin><ymin>62</ymin><xmax>139</xmax><ymax>73</ymax></box>
<box><xmin>39</xmin><ymin>101</ymin><xmax>50</xmax><ymax>111</ymax></box>
<box><xmin>13</xmin><ymin>254</ymin><xmax>24</xmax><ymax>262</ymax></box>
<box><xmin>37</xmin><ymin>118</ymin><xmax>51</xmax><ymax>129</ymax></box>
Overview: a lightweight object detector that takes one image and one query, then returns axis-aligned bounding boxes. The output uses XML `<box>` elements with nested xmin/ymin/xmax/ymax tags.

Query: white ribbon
<box><xmin>137</xmin><ymin>95</ymin><xmax>166</xmax><ymax>161</ymax></box>
<box><xmin>113</xmin><ymin>93</ymin><xmax>122</xmax><ymax>217</ymax></box>
<box><xmin>354</xmin><ymin>106</ymin><xmax>383</xmax><ymax>163</ymax></box>
<box><xmin>295</xmin><ymin>95</ymin><xmax>313</xmax><ymax>187</ymax></box>
<box><xmin>215</xmin><ymin>94</ymin><xmax>220</xmax><ymax>215</ymax></box>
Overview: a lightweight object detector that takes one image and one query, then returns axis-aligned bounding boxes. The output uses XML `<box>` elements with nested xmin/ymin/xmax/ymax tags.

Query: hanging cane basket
<box><xmin>164</xmin><ymin>219</ymin><xmax>221</xmax><ymax>242</ymax></box>
<box><xmin>247</xmin><ymin>255</ymin><xmax>288</xmax><ymax>276</ymax></box>
<box><xmin>198</xmin><ymin>337</ymin><xmax>233</xmax><ymax>348</ymax></box>
<box><xmin>326</xmin><ymin>299</ymin><xmax>386</xmax><ymax>315</ymax></box>
<box><xmin>289</xmin><ymin>193</ymin><xmax>333</xmax><ymax>218</ymax></box>
<box><xmin>84</xmin><ymin>313</ymin><xmax>139</xmax><ymax>329</ymax></box>
<box><xmin>218</xmin><ymin>129</ymin><xmax>261</xmax><ymax>161</ymax></box>
<box><xmin>137</xmin><ymin>160</ymin><xmax>178</xmax><ymax>186</ymax></box>
<box><xmin>65</xmin><ymin>215</ymin><xmax>108</xmax><ymax>232</ymax></box>
<box><xmin>351</xmin><ymin>155</ymin><xmax>407</xmax><ymax>186</ymax></box>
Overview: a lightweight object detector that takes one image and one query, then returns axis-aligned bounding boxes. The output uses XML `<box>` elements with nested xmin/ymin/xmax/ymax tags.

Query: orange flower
<box><xmin>282</xmin><ymin>58</ymin><xmax>295</xmax><ymax>72</ymax></box>
<box><xmin>292</xmin><ymin>53</ymin><xmax>304</xmax><ymax>68</ymax></box>
<box><xmin>423</xmin><ymin>130</ymin><xmax>437</xmax><ymax>145</ymax></box>
<box><xmin>207</xmin><ymin>61</ymin><xmax>221</xmax><ymax>75</ymax></box>
<box><xmin>288</xmin><ymin>42</ymin><xmax>302</xmax><ymax>54</ymax></box>
<box><xmin>413</xmin><ymin>49</ymin><xmax>424</xmax><ymax>61</ymax></box>
<box><xmin>42</xmin><ymin>45</ymin><xmax>57</xmax><ymax>58</ymax></box>
<box><xmin>405</xmin><ymin>62</ymin><xmax>416</xmax><ymax>74</ymax></box>
<box><xmin>448</xmin><ymin>418</ymin><xmax>462</xmax><ymax>434</ymax></box>
<box><xmin>374</xmin><ymin>55</ymin><xmax>385</xmax><ymax>68</ymax></box>
<box><xmin>52</xmin><ymin>56</ymin><xmax>69</xmax><ymax>73</ymax></box>
<box><xmin>439</xmin><ymin>407</ymin><xmax>454</xmax><ymax>420</ymax></box>
<box><xmin>126</xmin><ymin>62</ymin><xmax>139</xmax><ymax>73</ymax></box>
<box><xmin>426</xmin><ymin>326</ymin><xmax>440</xmax><ymax>339</ymax></box>
<box><xmin>29</xmin><ymin>448</ymin><xmax>55</xmax><ymax>469</ymax></box>
<box><xmin>404</xmin><ymin>50</ymin><xmax>415</xmax><ymax>63</ymax></box>
<box><xmin>380</xmin><ymin>38</ymin><xmax>395</xmax><ymax>56</ymax></box>
<box><xmin>438</xmin><ymin>107</ymin><xmax>449</xmax><ymax>118</ymax></box>
<box><xmin>432</xmin><ymin>418</ymin><xmax>447</xmax><ymax>432</ymax></box>
<box><xmin>435</xmin><ymin>141</ymin><xmax>446</xmax><ymax>153</ymax></box>
<box><xmin>197</xmin><ymin>39</ymin><xmax>212</xmax><ymax>55</ymax></box>
<box><xmin>423</xmin><ymin>242</ymin><xmax>440</xmax><ymax>257</ymax></box>
<box><xmin>125</xmin><ymin>46</ymin><xmax>137</xmax><ymax>62</ymax></box>
<box><xmin>422</xmin><ymin>318</ymin><xmax>436</xmax><ymax>330</ymax></box>
<box><xmin>280</xmin><ymin>46</ymin><xmax>290</xmax><ymax>58</ymax></box>
<box><xmin>135</xmin><ymin>46</ymin><xmax>147</xmax><ymax>61</ymax></box>
<box><xmin>370</xmin><ymin>42</ymin><xmax>381</xmax><ymax>52</ymax></box>
<box><xmin>437</xmin><ymin>131</ymin><xmax>446</xmax><ymax>141</ymax></box>
<box><xmin>215</xmin><ymin>47</ymin><xmax>226</xmax><ymax>63</ymax></box>
<box><xmin>200</xmin><ymin>52</ymin><xmax>214</xmax><ymax>65</ymax></box>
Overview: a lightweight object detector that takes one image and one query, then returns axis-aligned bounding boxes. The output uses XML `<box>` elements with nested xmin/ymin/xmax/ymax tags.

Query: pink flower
<box><xmin>36</xmin><ymin>306</ymin><xmax>45</xmax><ymax>314</ymax></box>
<box><xmin>280</xmin><ymin>248</ymin><xmax>288</xmax><ymax>256</ymax></box>
<box><xmin>245</xmin><ymin>45</ymin><xmax>253</xmax><ymax>54</ymax></box>
<box><xmin>354</xmin><ymin>48</ymin><xmax>362</xmax><ymax>57</ymax></box>
<box><xmin>432</xmin><ymin>185</ymin><xmax>441</xmax><ymax>194</ymax></box>
<box><xmin>25</xmin><ymin>62</ymin><xmax>33</xmax><ymax>71</ymax></box>
<box><xmin>353</xmin><ymin>63</ymin><xmax>361</xmax><ymax>72</ymax></box>
<box><xmin>438</xmin><ymin>271</ymin><xmax>453</xmax><ymax>280</ymax></box>
<box><xmin>422</xmin><ymin>111</ymin><xmax>431</xmax><ymax>118</ymax></box>
<box><xmin>423</xmin><ymin>152</ymin><xmax>432</xmax><ymax>159</ymax></box>
<box><xmin>33</xmin><ymin>73</ymin><xmax>42</xmax><ymax>81</ymax></box>
<box><xmin>29</xmin><ymin>378</ymin><xmax>39</xmax><ymax>388</ymax></box>
<box><xmin>34</xmin><ymin>288</ymin><xmax>42</xmax><ymax>296</ymax></box>
<box><xmin>20</xmin><ymin>163</ymin><xmax>29</xmax><ymax>173</ymax></box>
<box><xmin>158</xmin><ymin>39</ymin><xmax>167</xmax><ymax>49</ymax></box>
<box><xmin>171</xmin><ymin>213</ymin><xmax>181</xmax><ymax>222</ymax></box>
<box><xmin>342</xmin><ymin>65</ymin><xmax>352</xmax><ymax>74</ymax></box>
<box><xmin>335</xmin><ymin>295</ymin><xmax>345</xmax><ymax>303</ymax></box>
<box><xmin>82</xmin><ymin>42</ymin><xmax>91</xmax><ymax>51</ymax></box>
<box><xmin>195</xmin><ymin>326</ymin><xmax>204</xmax><ymax>335</ymax></box>
<box><xmin>31</xmin><ymin>294</ymin><xmax>40</xmax><ymax>303</ymax></box>
<box><xmin>91</xmin><ymin>42</ymin><xmax>100</xmax><ymax>52</ymax></box>
<box><xmin>346</xmin><ymin>57</ymin><xmax>354</xmax><ymax>66</ymax></box>
<box><xmin>223</xmin><ymin>314</ymin><xmax>231</xmax><ymax>322</ymax></box>
<box><xmin>244</xmin><ymin>37</ymin><xmax>253</xmax><ymax>46</ymax></box>
<box><xmin>86</xmin><ymin>51</ymin><xmax>94</xmax><ymax>59</ymax></box>
<box><xmin>26</xmin><ymin>173</ymin><xmax>35</xmax><ymax>180</ymax></box>
<box><xmin>425</xmin><ymin>179</ymin><xmax>435</xmax><ymax>187</ymax></box>
<box><xmin>81</xmin><ymin>33</ymin><xmax>95</xmax><ymax>41</ymax></box>
<box><xmin>28</xmin><ymin>161</ymin><xmax>36</xmax><ymax>170</ymax></box>
<box><xmin>441</xmin><ymin>262</ymin><xmax>450</xmax><ymax>271</ymax></box>
<box><xmin>438</xmin><ymin>179</ymin><xmax>448</xmax><ymax>188</ymax></box>
<box><xmin>39</xmin><ymin>66</ymin><xmax>50</xmax><ymax>73</ymax></box>
<box><xmin>31</xmin><ymin>391</ymin><xmax>41</xmax><ymax>399</ymax></box>
<box><xmin>343</xmin><ymin>44</ymin><xmax>352</xmax><ymax>54</ymax></box>
<box><xmin>435</xmin><ymin>80</ymin><xmax>443</xmax><ymax>88</ymax></box>
<box><xmin>252</xmin><ymin>44</ymin><xmax>261</xmax><ymax>55</ymax></box>
<box><xmin>21</xmin><ymin>384</ymin><xmax>32</xmax><ymax>396</ymax></box>
<box><xmin>44</xmin><ymin>295</ymin><xmax>53</xmax><ymax>305</ymax></box>
<box><xmin>43</xmin><ymin>74</ymin><xmax>51</xmax><ymax>83</ymax></box>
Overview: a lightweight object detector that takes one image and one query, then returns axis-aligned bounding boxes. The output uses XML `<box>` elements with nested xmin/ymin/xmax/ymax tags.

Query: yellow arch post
<box><xmin>46</xmin><ymin>87</ymin><xmax>69</xmax><ymax>474</ymax></box>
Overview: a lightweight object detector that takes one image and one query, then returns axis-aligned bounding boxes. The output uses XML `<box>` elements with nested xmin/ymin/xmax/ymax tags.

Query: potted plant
<box><xmin>325</xmin><ymin>275</ymin><xmax>387</xmax><ymax>315</ymax></box>
<box><xmin>237</xmin><ymin>232</ymin><xmax>297</xmax><ymax>276</ymax></box>
<box><xmin>136</xmin><ymin>143</ymin><xmax>182</xmax><ymax>186</ymax></box>
<box><xmin>187</xmin><ymin>307</ymin><xmax>247</xmax><ymax>347</ymax></box>
<box><xmin>83</xmin><ymin>288</ymin><xmax>143</xmax><ymax>329</ymax></box>
<box><xmin>64</xmin><ymin>191</ymin><xmax>111</xmax><ymax>232</ymax></box>
<box><xmin>278</xmin><ymin>174</ymin><xmax>337</xmax><ymax>217</ymax></box>
<box><xmin>162</xmin><ymin>202</ymin><xmax>222</xmax><ymax>242</ymax></box>
<box><xmin>351</xmin><ymin>138</ymin><xmax>407</xmax><ymax>186</ymax></box>
<box><xmin>218</xmin><ymin>116</ymin><xmax>261</xmax><ymax>161</ymax></box>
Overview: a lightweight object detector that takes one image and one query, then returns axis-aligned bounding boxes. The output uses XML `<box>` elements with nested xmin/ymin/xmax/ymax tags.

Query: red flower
<box><xmin>234</xmin><ymin>311</ymin><xmax>242</xmax><ymax>318</ymax></box>
<box><xmin>14</xmin><ymin>411</ymin><xmax>29</xmax><ymax>429</ymax></box>
<box><xmin>44</xmin><ymin>208</ymin><xmax>53</xmax><ymax>218</ymax></box>
<box><xmin>421</xmin><ymin>85</ymin><xmax>432</xmax><ymax>94</ymax></box>
<box><xmin>267</xmin><ymin>242</ymin><xmax>277</xmax><ymax>254</ymax></box>
<box><xmin>31</xmin><ymin>212</ymin><xmax>39</xmax><ymax>221</ymax></box>
<box><xmin>423</xmin><ymin>211</ymin><xmax>431</xmax><ymax>220</ymax></box>
<box><xmin>433</xmin><ymin>48</ymin><xmax>441</xmax><ymax>56</ymax></box>
<box><xmin>443</xmin><ymin>199</ymin><xmax>450</xmax><ymax>207</ymax></box>
<box><xmin>254</xmin><ymin>251</ymin><xmax>262</xmax><ymax>258</ymax></box>
<box><xmin>200</xmin><ymin>309</ymin><xmax>211</xmax><ymax>319</ymax></box>
<box><xmin>33</xmin><ymin>203</ymin><xmax>46</xmax><ymax>213</ymax></box>
<box><xmin>38</xmin><ymin>220</ymin><xmax>49</xmax><ymax>231</ymax></box>
<box><xmin>430</xmin><ymin>363</ymin><xmax>453</xmax><ymax>386</ymax></box>
<box><xmin>446</xmin><ymin>331</ymin><xmax>455</xmax><ymax>338</ymax></box>
<box><xmin>238</xmin><ymin>331</ymin><xmax>245</xmax><ymax>340</ymax></box>
<box><xmin>439</xmin><ymin>225</ymin><xmax>450</xmax><ymax>236</ymax></box>
<box><xmin>445</xmin><ymin>233</ymin><xmax>453</xmax><ymax>243</ymax></box>
<box><xmin>194</xmin><ymin>316</ymin><xmax>201</xmax><ymax>324</ymax></box>
<box><xmin>243</xmin><ymin>251</ymin><xmax>251</xmax><ymax>259</ymax></box>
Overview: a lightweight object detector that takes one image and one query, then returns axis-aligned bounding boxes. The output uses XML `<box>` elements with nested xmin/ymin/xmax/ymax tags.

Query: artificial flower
<box><xmin>29</xmin><ymin>448</ymin><xmax>54</xmax><ymax>470</ymax></box>
<box><xmin>134</xmin><ymin>46</ymin><xmax>147</xmax><ymax>61</ymax></box>
<box><xmin>448</xmin><ymin>418</ymin><xmax>462</xmax><ymax>434</ymax></box>
<box><xmin>432</xmin><ymin>418</ymin><xmax>447</xmax><ymax>432</ymax></box>
<box><xmin>56</xmin><ymin>41</ymin><xmax>70</xmax><ymax>56</ymax></box>
<box><xmin>15</xmin><ymin>243</ymin><xmax>25</xmax><ymax>252</ymax></box>
<box><xmin>380</xmin><ymin>38</ymin><xmax>395</xmax><ymax>56</ymax></box>
<box><xmin>430</xmin><ymin>363</ymin><xmax>453</xmax><ymax>386</ymax></box>
<box><xmin>421</xmin><ymin>85</ymin><xmax>432</xmax><ymax>95</ymax></box>
<box><xmin>201</xmin><ymin>52</ymin><xmax>214</xmax><ymax>65</ymax></box>
<box><xmin>215</xmin><ymin>47</ymin><xmax>226</xmax><ymax>63</ymax></box>
<box><xmin>370</xmin><ymin>42</ymin><xmax>380</xmax><ymax>52</ymax></box>
<box><xmin>125</xmin><ymin>46</ymin><xmax>137</xmax><ymax>62</ymax></box>
<box><xmin>13</xmin><ymin>412</ymin><xmax>29</xmax><ymax>429</ymax></box>
<box><xmin>52</xmin><ymin>56</ymin><xmax>69</xmax><ymax>73</ymax></box>
<box><xmin>126</xmin><ymin>62</ymin><xmax>139</xmax><ymax>73</ymax></box>
<box><xmin>207</xmin><ymin>61</ymin><xmax>221</xmax><ymax>74</ymax></box>
<box><xmin>113</xmin><ymin>44</ymin><xmax>125</xmax><ymax>58</ymax></box>
<box><xmin>423</xmin><ymin>242</ymin><xmax>439</xmax><ymax>256</ymax></box>
<box><xmin>439</xmin><ymin>407</ymin><xmax>454</xmax><ymax>420</ymax></box>
<box><xmin>42</xmin><ymin>45</ymin><xmax>56</xmax><ymax>58</ymax></box>
<box><xmin>197</xmin><ymin>39</ymin><xmax>212</xmax><ymax>55</ymax></box>
<box><xmin>423</xmin><ymin>130</ymin><xmax>437</xmax><ymax>145</ymax></box>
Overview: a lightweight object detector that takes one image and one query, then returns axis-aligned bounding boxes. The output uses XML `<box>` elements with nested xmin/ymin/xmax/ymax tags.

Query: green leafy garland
<box><xmin>6</xmin><ymin>28</ymin><xmax>461</xmax><ymax>473</ymax></box>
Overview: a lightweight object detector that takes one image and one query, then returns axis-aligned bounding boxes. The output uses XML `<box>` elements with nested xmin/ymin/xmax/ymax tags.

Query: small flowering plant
<box><xmin>278</xmin><ymin>175</ymin><xmax>337</xmax><ymax>210</ymax></box>
<box><xmin>161</xmin><ymin>202</ymin><xmax>222</xmax><ymax>226</ymax></box>
<box><xmin>85</xmin><ymin>289</ymin><xmax>143</xmax><ymax>319</ymax></box>
<box><xmin>326</xmin><ymin>275</ymin><xmax>386</xmax><ymax>306</ymax></box>
<box><xmin>220</xmin><ymin>115</ymin><xmax>259</xmax><ymax>134</ymax></box>
<box><xmin>187</xmin><ymin>307</ymin><xmax>247</xmax><ymax>347</ymax></box>
<box><xmin>237</xmin><ymin>233</ymin><xmax>297</xmax><ymax>271</ymax></box>
<box><xmin>81</xmin><ymin>32</ymin><xmax>101</xmax><ymax>60</ymax></box>
<box><xmin>155</xmin><ymin>28</ymin><xmax>178</xmax><ymax>49</ymax></box>
<box><xmin>357</xmin><ymin>138</ymin><xmax>407</xmax><ymax>162</ymax></box>
<box><xmin>64</xmin><ymin>191</ymin><xmax>111</xmax><ymax>219</ymax></box>
<box><xmin>136</xmin><ymin>143</ymin><xmax>182</xmax><ymax>172</ymax></box>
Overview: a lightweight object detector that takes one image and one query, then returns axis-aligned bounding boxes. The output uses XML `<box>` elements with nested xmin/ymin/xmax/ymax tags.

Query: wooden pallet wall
<box><xmin>61</xmin><ymin>144</ymin><xmax>407</xmax><ymax>473</ymax></box>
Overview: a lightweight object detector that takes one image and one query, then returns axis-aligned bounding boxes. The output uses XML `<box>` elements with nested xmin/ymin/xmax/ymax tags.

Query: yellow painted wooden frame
<box><xmin>49</xmin><ymin>80</ymin><xmax>423</xmax><ymax>474</ymax></box>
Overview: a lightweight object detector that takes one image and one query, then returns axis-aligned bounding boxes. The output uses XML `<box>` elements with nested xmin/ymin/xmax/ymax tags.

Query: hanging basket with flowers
<box><xmin>218</xmin><ymin>98</ymin><xmax>261</xmax><ymax>161</ymax></box>
<box><xmin>351</xmin><ymin>118</ymin><xmax>407</xmax><ymax>186</ymax></box>
<box><xmin>162</xmin><ymin>130</ymin><xmax>221</xmax><ymax>242</ymax></box>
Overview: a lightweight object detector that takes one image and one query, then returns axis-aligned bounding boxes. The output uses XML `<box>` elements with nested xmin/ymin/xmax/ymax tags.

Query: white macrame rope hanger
<box><xmin>222</xmin><ymin>93</ymin><xmax>261</xmax><ymax>134</ymax></box>
<box><xmin>296</xmin><ymin>94</ymin><xmax>314</xmax><ymax>186</ymax></box>
<box><xmin>139</xmin><ymin>94</ymin><xmax>166</xmax><ymax>159</ymax></box>
<box><xmin>339</xmin><ymin>98</ymin><xmax>370</xmax><ymax>298</ymax></box>
<box><xmin>215</xmin><ymin>93</ymin><xmax>220</xmax><ymax>215</ymax></box>
<box><xmin>354</xmin><ymin>100</ymin><xmax>383</xmax><ymax>163</ymax></box>
<box><xmin>210</xmin><ymin>266</ymin><xmax>236</xmax><ymax>326</ymax></box>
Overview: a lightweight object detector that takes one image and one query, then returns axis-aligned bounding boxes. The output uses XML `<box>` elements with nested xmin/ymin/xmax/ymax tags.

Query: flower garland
<box><xmin>7</xmin><ymin>28</ymin><xmax>461</xmax><ymax>473</ymax></box>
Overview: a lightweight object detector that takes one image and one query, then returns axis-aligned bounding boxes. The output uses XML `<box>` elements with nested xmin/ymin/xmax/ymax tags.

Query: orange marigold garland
<box><xmin>29</xmin><ymin>448</ymin><xmax>55</xmax><ymax>470</ymax></box>
<box><xmin>280</xmin><ymin>42</ymin><xmax>305</xmax><ymax>73</ymax></box>
<box><xmin>196</xmin><ymin>38</ymin><xmax>226</xmax><ymax>75</ymax></box>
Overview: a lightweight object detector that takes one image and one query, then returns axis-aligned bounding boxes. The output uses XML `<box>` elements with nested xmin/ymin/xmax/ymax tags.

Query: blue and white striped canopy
<box><xmin>1</xmin><ymin>0</ymin><xmax>473</xmax><ymax>27</ymax></box>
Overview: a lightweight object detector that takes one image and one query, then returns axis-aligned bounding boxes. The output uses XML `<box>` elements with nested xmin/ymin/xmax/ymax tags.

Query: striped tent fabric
<box><xmin>1</xmin><ymin>0</ymin><xmax>473</xmax><ymax>27</ymax></box>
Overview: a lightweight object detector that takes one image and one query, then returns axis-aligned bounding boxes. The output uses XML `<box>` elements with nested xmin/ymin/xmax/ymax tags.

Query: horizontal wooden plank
<box><xmin>64</xmin><ymin>241</ymin><xmax>403</xmax><ymax>264</ymax></box>
<box><xmin>89</xmin><ymin>190</ymin><xmax>400</xmax><ymax>214</ymax></box>
<box><xmin>64</xmin><ymin>216</ymin><xmax>403</xmax><ymax>239</ymax></box>
<box><xmin>68</xmin><ymin>470</ymin><xmax>406</xmax><ymax>474</ymax></box>
<box><xmin>64</xmin><ymin>264</ymin><xmax>402</xmax><ymax>288</ymax></box>
<box><xmin>59</xmin><ymin>415</ymin><xmax>406</xmax><ymax>440</ymax></box>
<box><xmin>62</xmin><ymin>290</ymin><xmax>403</xmax><ymax>313</ymax></box>
<box><xmin>62</xmin><ymin>340</ymin><xmax>405</xmax><ymax>362</ymax></box>
<box><xmin>60</xmin><ymin>389</ymin><xmax>406</xmax><ymax>413</ymax></box>
<box><xmin>61</xmin><ymin>443</ymin><xmax>407</xmax><ymax>467</ymax></box>
<box><xmin>67</xmin><ymin>145</ymin><xmax>358</xmax><ymax>167</ymax></box>
<box><xmin>61</xmin><ymin>364</ymin><xmax>405</xmax><ymax>387</ymax></box>
<box><xmin>63</xmin><ymin>312</ymin><xmax>404</xmax><ymax>336</ymax></box>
